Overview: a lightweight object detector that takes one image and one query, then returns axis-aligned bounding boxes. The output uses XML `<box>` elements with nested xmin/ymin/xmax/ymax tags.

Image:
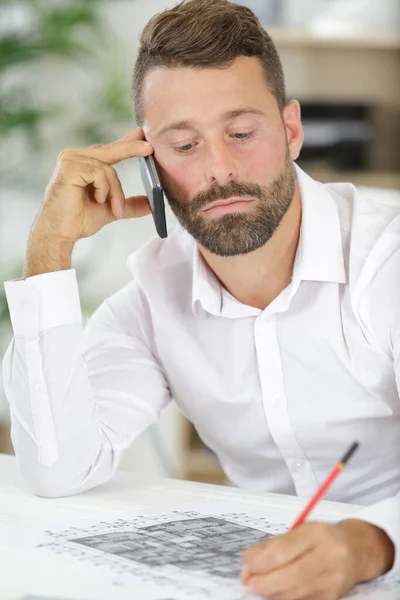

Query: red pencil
<box><xmin>290</xmin><ymin>441</ymin><xmax>360</xmax><ymax>531</ymax></box>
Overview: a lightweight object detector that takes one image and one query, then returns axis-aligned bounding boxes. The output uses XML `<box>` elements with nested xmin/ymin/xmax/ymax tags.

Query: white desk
<box><xmin>0</xmin><ymin>454</ymin><xmax>364</xmax><ymax>600</ymax></box>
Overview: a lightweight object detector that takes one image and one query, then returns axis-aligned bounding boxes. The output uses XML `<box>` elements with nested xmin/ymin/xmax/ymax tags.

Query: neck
<box><xmin>199</xmin><ymin>181</ymin><xmax>302</xmax><ymax>310</ymax></box>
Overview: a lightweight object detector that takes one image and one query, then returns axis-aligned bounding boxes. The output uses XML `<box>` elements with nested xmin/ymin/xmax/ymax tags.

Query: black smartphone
<box><xmin>139</xmin><ymin>155</ymin><xmax>168</xmax><ymax>238</ymax></box>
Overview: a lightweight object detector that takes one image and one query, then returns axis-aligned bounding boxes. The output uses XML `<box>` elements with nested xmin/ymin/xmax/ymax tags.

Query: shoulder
<box><xmin>334</xmin><ymin>184</ymin><xmax>400</xmax><ymax>352</ymax></box>
<box><xmin>125</xmin><ymin>222</ymin><xmax>195</xmax><ymax>315</ymax></box>
<box><xmin>308</xmin><ymin>176</ymin><xmax>400</xmax><ymax>352</ymax></box>
<box><xmin>325</xmin><ymin>180</ymin><xmax>400</xmax><ymax>242</ymax></box>
<box><xmin>323</xmin><ymin>179</ymin><xmax>400</xmax><ymax>274</ymax></box>
<box><xmin>127</xmin><ymin>222</ymin><xmax>194</xmax><ymax>278</ymax></box>
<box><xmin>85</xmin><ymin>224</ymin><xmax>195</xmax><ymax>341</ymax></box>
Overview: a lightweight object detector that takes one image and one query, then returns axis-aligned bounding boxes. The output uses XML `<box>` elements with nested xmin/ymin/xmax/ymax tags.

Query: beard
<box><xmin>161</xmin><ymin>156</ymin><xmax>296</xmax><ymax>257</ymax></box>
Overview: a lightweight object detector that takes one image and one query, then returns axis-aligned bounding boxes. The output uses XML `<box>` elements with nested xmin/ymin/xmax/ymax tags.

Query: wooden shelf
<box><xmin>182</xmin><ymin>448</ymin><xmax>226</xmax><ymax>485</ymax></box>
<box><xmin>0</xmin><ymin>422</ymin><xmax>13</xmax><ymax>455</ymax></box>
<box><xmin>268</xmin><ymin>27</ymin><xmax>400</xmax><ymax>51</ymax></box>
<box><xmin>299</xmin><ymin>164</ymin><xmax>400</xmax><ymax>190</ymax></box>
<box><xmin>181</xmin><ymin>419</ymin><xmax>226</xmax><ymax>484</ymax></box>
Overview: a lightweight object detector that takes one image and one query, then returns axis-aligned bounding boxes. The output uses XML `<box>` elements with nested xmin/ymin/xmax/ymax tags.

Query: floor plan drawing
<box><xmin>6</xmin><ymin>501</ymin><xmax>400</xmax><ymax>600</ymax></box>
<box><xmin>31</xmin><ymin>506</ymin><xmax>289</xmax><ymax>599</ymax></box>
<box><xmin>71</xmin><ymin>516</ymin><xmax>270</xmax><ymax>579</ymax></box>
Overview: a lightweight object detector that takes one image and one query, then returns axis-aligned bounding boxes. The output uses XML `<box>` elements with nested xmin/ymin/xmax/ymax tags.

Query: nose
<box><xmin>205</xmin><ymin>140</ymin><xmax>238</xmax><ymax>187</ymax></box>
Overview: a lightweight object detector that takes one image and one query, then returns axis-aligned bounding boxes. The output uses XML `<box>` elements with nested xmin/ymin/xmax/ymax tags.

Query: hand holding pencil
<box><xmin>240</xmin><ymin>442</ymin><xmax>395</xmax><ymax>599</ymax></box>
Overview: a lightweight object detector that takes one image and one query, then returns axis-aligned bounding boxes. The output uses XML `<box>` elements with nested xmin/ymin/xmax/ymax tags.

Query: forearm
<box><xmin>24</xmin><ymin>232</ymin><xmax>74</xmax><ymax>277</ymax></box>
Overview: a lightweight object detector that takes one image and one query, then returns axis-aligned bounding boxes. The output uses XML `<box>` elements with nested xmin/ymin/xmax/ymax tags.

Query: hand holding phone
<box><xmin>139</xmin><ymin>155</ymin><xmax>168</xmax><ymax>238</ymax></box>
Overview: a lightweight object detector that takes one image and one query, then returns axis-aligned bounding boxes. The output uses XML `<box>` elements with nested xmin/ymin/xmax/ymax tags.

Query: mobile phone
<box><xmin>139</xmin><ymin>155</ymin><xmax>168</xmax><ymax>238</ymax></box>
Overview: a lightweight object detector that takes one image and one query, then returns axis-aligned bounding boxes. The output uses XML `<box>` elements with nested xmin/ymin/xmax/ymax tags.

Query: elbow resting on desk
<box><xmin>10</xmin><ymin>419</ymin><xmax>120</xmax><ymax>498</ymax></box>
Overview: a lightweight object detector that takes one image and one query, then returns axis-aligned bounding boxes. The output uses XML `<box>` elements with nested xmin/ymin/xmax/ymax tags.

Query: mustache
<box><xmin>189</xmin><ymin>180</ymin><xmax>263</xmax><ymax>212</ymax></box>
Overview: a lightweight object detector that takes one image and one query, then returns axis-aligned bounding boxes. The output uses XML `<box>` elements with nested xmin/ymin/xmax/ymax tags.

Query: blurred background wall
<box><xmin>1</xmin><ymin>0</ymin><xmax>399</xmax><ymax>483</ymax></box>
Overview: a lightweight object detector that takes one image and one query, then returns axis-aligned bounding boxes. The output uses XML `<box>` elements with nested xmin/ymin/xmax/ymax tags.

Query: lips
<box><xmin>202</xmin><ymin>197</ymin><xmax>254</xmax><ymax>217</ymax></box>
<box><xmin>203</xmin><ymin>197</ymin><xmax>252</xmax><ymax>212</ymax></box>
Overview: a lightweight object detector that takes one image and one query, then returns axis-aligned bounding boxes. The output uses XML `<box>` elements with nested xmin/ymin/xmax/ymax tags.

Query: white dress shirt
<box><xmin>3</xmin><ymin>165</ymin><xmax>400</xmax><ymax>573</ymax></box>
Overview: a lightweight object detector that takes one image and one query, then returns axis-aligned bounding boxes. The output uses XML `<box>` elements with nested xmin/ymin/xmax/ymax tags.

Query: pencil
<box><xmin>290</xmin><ymin>441</ymin><xmax>360</xmax><ymax>531</ymax></box>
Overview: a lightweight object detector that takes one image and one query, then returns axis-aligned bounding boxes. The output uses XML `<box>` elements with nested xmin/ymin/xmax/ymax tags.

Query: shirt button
<box><xmin>272</xmin><ymin>395</ymin><xmax>280</xmax><ymax>407</ymax></box>
<box><xmin>294</xmin><ymin>459</ymin><xmax>305</xmax><ymax>470</ymax></box>
<box><xmin>32</xmin><ymin>382</ymin><xmax>41</xmax><ymax>392</ymax></box>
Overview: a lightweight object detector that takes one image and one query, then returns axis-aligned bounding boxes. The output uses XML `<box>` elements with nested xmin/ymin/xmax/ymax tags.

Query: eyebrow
<box><xmin>154</xmin><ymin>108</ymin><xmax>266</xmax><ymax>139</ymax></box>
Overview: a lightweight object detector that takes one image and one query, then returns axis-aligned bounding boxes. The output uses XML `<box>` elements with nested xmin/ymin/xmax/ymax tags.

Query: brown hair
<box><xmin>132</xmin><ymin>0</ymin><xmax>286</xmax><ymax>125</ymax></box>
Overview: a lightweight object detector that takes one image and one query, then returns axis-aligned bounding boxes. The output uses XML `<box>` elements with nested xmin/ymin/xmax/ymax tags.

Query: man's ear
<box><xmin>282</xmin><ymin>100</ymin><xmax>303</xmax><ymax>161</ymax></box>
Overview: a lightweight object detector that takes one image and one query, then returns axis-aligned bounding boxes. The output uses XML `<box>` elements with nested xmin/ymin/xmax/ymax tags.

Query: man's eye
<box><xmin>232</xmin><ymin>132</ymin><xmax>253</xmax><ymax>140</ymax></box>
<box><xmin>175</xmin><ymin>143</ymin><xmax>194</xmax><ymax>153</ymax></box>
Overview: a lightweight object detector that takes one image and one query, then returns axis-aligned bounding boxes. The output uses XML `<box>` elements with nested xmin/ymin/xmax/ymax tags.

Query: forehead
<box><xmin>141</xmin><ymin>56</ymin><xmax>275</xmax><ymax>134</ymax></box>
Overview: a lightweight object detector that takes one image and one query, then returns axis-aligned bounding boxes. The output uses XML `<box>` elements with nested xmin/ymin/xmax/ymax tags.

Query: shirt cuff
<box><xmin>353</xmin><ymin>496</ymin><xmax>400</xmax><ymax>576</ymax></box>
<box><xmin>4</xmin><ymin>269</ymin><xmax>82</xmax><ymax>335</ymax></box>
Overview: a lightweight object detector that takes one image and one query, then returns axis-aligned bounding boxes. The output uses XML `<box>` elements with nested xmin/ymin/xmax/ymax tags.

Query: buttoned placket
<box><xmin>254</xmin><ymin>278</ymin><xmax>319</xmax><ymax>497</ymax></box>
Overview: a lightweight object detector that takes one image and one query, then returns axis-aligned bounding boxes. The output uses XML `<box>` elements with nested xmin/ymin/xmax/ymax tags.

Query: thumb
<box><xmin>123</xmin><ymin>195</ymin><xmax>152</xmax><ymax>219</ymax></box>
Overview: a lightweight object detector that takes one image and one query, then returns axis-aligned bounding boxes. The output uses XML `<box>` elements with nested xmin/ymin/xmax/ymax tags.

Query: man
<box><xmin>2</xmin><ymin>0</ymin><xmax>399</xmax><ymax>598</ymax></box>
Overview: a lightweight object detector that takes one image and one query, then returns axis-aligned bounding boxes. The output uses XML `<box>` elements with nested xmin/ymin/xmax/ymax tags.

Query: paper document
<box><xmin>19</xmin><ymin>597</ymin><xmax>82</xmax><ymax>600</ymax></box>
<box><xmin>5</xmin><ymin>500</ymin><xmax>400</xmax><ymax>600</ymax></box>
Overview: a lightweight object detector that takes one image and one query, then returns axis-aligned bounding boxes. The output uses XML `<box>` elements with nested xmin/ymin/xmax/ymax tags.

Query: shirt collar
<box><xmin>191</xmin><ymin>164</ymin><xmax>346</xmax><ymax>317</ymax></box>
<box><xmin>293</xmin><ymin>164</ymin><xmax>346</xmax><ymax>284</ymax></box>
<box><xmin>192</xmin><ymin>243</ymin><xmax>224</xmax><ymax>317</ymax></box>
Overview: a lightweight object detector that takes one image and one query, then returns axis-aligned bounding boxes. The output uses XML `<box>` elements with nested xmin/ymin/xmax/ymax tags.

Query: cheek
<box><xmin>155</xmin><ymin>150</ymin><xmax>204</xmax><ymax>200</ymax></box>
<box><xmin>240</xmin><ymin>138</ymin><xmax>285</xmax><ymax>182</ymax></box>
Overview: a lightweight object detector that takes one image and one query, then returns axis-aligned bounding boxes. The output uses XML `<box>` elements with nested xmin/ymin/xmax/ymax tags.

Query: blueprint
<box><xmin>6</xmin><ymin>500</ymin><xmax>400</xmax><ymax>600</ymax></box>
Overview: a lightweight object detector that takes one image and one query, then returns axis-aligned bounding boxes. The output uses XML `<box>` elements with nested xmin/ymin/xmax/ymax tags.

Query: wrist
<box><xmin>338</xmin><ymin>519</ymin><xmax>395</xmax><ymax>582</ymax></box>
<box><xmin>25</xmin><ymin>232</ymin><xmax>75</xmax><ymax>277</ymax></box>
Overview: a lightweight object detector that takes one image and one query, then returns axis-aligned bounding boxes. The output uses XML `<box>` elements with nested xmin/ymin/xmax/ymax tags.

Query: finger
<box><xmin>103</xmin><ymin>164</ymin><xmax>127</xmax><ymax>219</ymax></box>
<box><xmin>75</xmin><ymin>127</ymin><xmax>154</xmax><ymax>166</ymax></box>
<box><xmin>60</xmin><ymin>155</ymin><xmax>125</xmax><ymax>218</ymax></box>
<box><xmin>240</xmin><ymin>565</ymin><xmax>252</xmax><ymax>584</ymax></box>
<box><xmin>68</xmin><ymin>158</ymin><xmax>131</xmax><ymax>219</ymax></box>
<box><xmin>118</xmin><ymin>127</ymin><xmax>147</xmax><ymax>142</ymax></box>
<box><xmin>70</xmin><ymin>162</ymin><xmax>110</xmax><ymax>205</ymax></box>
<box><xmin>90</xmin><ymin>197</ymin><xmax>117</xmax><ymax>226</ymax></box>
<box><xmin>246</xmin><ymin>548</ymin><xmax>326</xmax><ymax>600</ymax></box>
<box><xmin>243</xmin><ymin>525</ymin><xmax>318</xmax><ymax>576</ymax></box>
<box><xmin>123</xmin><ymin>195</ymin><xmax>152</xmax><ymax>219</ymax></box>
<box><xmin>91</xmin><ymin>169</ymin><xmax>110</xmax><ymax>205</ymax></box>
